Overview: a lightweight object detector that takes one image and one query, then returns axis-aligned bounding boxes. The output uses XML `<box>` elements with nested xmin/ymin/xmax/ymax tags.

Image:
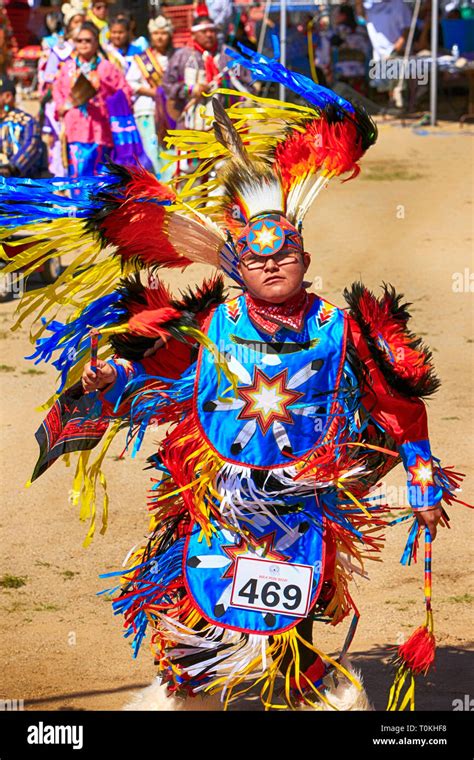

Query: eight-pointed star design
<box><xmin>237</xmin><ymin>366</ymin><xmax>304</xmax><ymax>435</ymax></box>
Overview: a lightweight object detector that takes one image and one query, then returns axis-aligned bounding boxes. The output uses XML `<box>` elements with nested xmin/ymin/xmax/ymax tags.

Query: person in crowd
<box><xmin>41</xmin><ymin>10</ymin><xmax>64</xmax><ymax>51</ymax></box>
<box><xmin>52</xmin><ymin>21</ymin><xmax>131</xmax><ymax>179</ymax></box>
<box><xmin>286</xmin><ymin>15</ymin><xmax>318</xmax><ymax>80</ymax></box>
<box><xmin>331</xmin><ymin>4</ymin><xmax>371</xmax><ymax>92</ymax></box>
<box><xmin>361</xmin><ymin>0</ymin><xmax>412</xmax><ymax>107</ymax></box>
<box><xmin>362</xmin><ymin>0</ymin><xmax>411</xmax><ymax>62</ymax></box>
<box><xmin>0</xmin><ymin>76</ymin><xmax>45</xmax><ymax>178</ymax></box>
<box><xmin>106</xmin><ymin>16</ymin><xmax>143</xmax><ymax>73</ymax></box>
<box><xmin>87</xmin><ymin>0</ymin><xmax>112</xmax><ymax>50</ymax></box>
<box><xmin>126</xmin><ymin>14</ymin><xmax>175</xmax><ymax>177</ymax></box>
<box><xmin>116</xmin><ymin>10</ymin><xmax>148</xmax><ymax>53</ymax></box>
<box><xmin>163</xmin><ymin>4</ymin><xmax>250</xmax><ymax>132</ymax></box>
<box><xmin>205</xmin><ymin>0</ymin><xmax>234</xmax><ymax>44</ymax></box>
<box><xmin>227</xmin><ymin>10</ymin><xmax>257</xmax><ymax>52</ymax></box>
<box><xmin>313</xmin><ymin>11</ymin><xmax>333</xmax><ymax>85</ymax></box>
<box><xmin>87</xmin><ymin>0</ymin><xmax>110</xmax><ymax>33</ymax></box>
<box><xmin>39</xmin><ymin>1</ymin><xmax>87</xmax><ymax>176</ymax></box>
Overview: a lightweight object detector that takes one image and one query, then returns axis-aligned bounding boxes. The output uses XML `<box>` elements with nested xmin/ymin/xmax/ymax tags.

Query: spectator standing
<box><xmin>0</xmin><ymin>76</ymin><xmax>44</xmax><ymax>178</ymax></box>
<box><xmin>106</xmin><ymin>16</ymin><xmax>143</xmax><ymax>73</ymax></box>
<box><xmin>39</xmin><ymin>1</ymin><xmax>87</xmax><ymax>176</ymax></box>
<box><xmin>363</xmin><ymin>0</ymin><xmax>412</xmax><ymax>62</ymax></box>
<box><xmin>314</xmin><ymin>11</ymin><xmax>333</xmax><ymax>84</ymax></box>
<box><xmin>126</xmin><ymin>15</ymin><xmax>175</xmax><ymax>177</ymax></box>
<box><xmin>115</xmin><ymin>11</ymin><xmax>148</xmax><ymax>53</ymax></box>
<box><xmin>41</xmin><ymin>10</ymin><xmax>64</xmax><ymax>51</ymax></box>
<box><xmin>362</xmin><ymin>0</ymin><xmax>412</xmax><ymax>106</ymax></box>
<box><xmin>52</xmin><ymin>21</ymin><xmax>132</xmax><ymax>179</ymax></box>
<box><xmin>87</xmin><ymin>0</ymin><xmax>112</xmax><ymax>51</ymax></box>
<box><xmin>331</xmin><ymin>4</ymin><xmax>371</xmax><ymax>92</ymax></box>
<box><xmin>163</xmin><ymin>5</ymin><xmax>250</xmax><ymax>132</ymax></box>
<box><xmin>205</xmin><ymin>0</ymin><xmax>234</xmax><ymax>43</ymax></box>
<box><xmin>87</xmin><ymin>0</ymin><xmax>110</xmax><ymax>32</ymax></box>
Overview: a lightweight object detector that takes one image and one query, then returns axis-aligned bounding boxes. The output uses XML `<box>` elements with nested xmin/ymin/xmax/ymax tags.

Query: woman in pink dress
<box><xmin>53</xmin><ymin>21</ymin><xmax>132</xmax><ymax>179</ymax></box>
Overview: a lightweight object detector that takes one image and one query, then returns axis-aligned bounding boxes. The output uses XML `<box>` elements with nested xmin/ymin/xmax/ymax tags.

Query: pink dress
<box><xmin>53</xmin><ymin>56</ymin><xmax>132</xmax><ymax>148</ymax></box>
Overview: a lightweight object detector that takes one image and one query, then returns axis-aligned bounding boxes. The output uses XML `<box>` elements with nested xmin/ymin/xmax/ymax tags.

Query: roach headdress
<box><xmin>0</xmin><ymin>45</ymin><xmax>378</xmax><ymax>324</ymax></box>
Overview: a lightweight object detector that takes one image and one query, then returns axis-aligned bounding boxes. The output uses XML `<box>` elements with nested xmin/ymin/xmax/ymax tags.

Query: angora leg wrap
<box><xmin>123</xmin><ymin>677</ymin><xmax>225</xmax><ymax>711</ymax></box>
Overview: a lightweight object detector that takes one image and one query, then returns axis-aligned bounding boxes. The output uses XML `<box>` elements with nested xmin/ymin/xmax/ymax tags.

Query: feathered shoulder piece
<box><xmin>343</xmin><ymin>282</ymin><xmax>440</xmax><ymax>398</ymax></box>
<box><xmin>109</xmin><ymin>273</ymin><xmax>227</xmax><ymax>361</ymax></box>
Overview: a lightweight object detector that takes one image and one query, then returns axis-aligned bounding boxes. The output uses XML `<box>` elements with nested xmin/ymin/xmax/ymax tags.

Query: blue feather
<box><xmin>0</xmin><ymin>173</ymin><xmax>122</xmax><ymax>227</ymax></box>
<box><xmin>25</xmin><ymin>292</ymin><xmax>127</xmax><ymax>393</ymax></box>
<box><xmin>225</xmin><ymin>36</ymin><xmax>355</xmax><ymax>114</ymax></box>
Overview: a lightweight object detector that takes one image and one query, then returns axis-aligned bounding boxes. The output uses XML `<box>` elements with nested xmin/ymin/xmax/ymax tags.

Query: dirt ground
<box><xmin>0</xmin><ymin>117</ymin><xmax>472</xmax><ymax>713</ymax></box>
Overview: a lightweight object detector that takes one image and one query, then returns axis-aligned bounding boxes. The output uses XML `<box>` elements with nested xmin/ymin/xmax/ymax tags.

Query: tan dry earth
<box><xmin>0</xmin><ymin>119</ymin><xmax>472</xmax><ymax>712</ymax></box>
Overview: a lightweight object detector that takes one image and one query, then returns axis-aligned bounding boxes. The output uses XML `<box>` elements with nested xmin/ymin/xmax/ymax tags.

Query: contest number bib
<box><xmin>230</xmin><ymin>557</ymin><xmax>314</xmax><ymax>618</ymax></box>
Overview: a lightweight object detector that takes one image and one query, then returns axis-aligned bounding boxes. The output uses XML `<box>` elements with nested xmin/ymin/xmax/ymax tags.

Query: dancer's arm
<box><xmin>347</xmin><ymin>315</ymin><xmax>443</xmax><ymax>539</ymax></box>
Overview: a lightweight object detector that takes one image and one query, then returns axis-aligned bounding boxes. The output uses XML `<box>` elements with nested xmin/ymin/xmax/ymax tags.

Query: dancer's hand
<box><xmin>81</xmin><ymin>360</ymin><xmax>117</xmax><ymax>393</ymax></box>
<box><xmin>190</xmin><ymin>83</ymin><xmax>211</xmax><ymax>101</ymax></box>
<box><xmin>414</xmin><ymin>504</ymin><xmax>443</xmax><ymax>540</ymax></box>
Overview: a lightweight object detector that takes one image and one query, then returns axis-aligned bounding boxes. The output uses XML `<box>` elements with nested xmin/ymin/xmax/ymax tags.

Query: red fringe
<box><xmin>397</xmin><ymin>625</ymin><xmax>436</xmax><ymax>676</ymax></box>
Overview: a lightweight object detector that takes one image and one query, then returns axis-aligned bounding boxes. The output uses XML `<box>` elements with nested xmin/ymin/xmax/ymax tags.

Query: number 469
<box><xmin>238</xmin><ymin>578</ymin><xmax>302</xmax><ymax>610</ymax></box>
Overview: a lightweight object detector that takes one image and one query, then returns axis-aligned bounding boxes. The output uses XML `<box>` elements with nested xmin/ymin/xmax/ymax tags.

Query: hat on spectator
<box><xmin>148</xmin><ymin>15</ymin><xmax>174</xmax><ymax>36</ymax></box>
<box><xmin>61</xmin><ymin>0</ymin><xmax>87</xmax><ymax>27</ymax></box>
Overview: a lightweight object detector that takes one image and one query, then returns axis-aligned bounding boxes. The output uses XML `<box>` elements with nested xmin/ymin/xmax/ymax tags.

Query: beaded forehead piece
<box><xmin>236</xmin><ymin>215</ymin><xmax>303</xmax><ymax>260</ymax></box>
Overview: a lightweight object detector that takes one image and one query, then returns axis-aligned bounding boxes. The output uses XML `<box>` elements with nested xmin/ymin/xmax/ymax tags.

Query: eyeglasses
<box><xmin>240</xmin><ymin>251</ymin><xmax>302</xmax><ymax>271</ymax></box>
<box><xmin>76</xmin><ymin>38</ymin><xmax>94</xmax><ymax>43</ymax></box>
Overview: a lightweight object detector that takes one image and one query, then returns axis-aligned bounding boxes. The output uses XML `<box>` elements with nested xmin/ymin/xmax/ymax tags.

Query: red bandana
<box><xmin>246</xmin><ymin>289</ymin><xmax>312</xmax><ymax>336</ymax></box>
<box><xmin>192</xmin><ymin>40</ymin><xmax>219</xmax><ymax>82</ymax></box>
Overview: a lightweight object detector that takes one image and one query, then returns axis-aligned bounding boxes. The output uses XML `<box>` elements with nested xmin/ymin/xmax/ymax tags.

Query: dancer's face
<box><xmin>75</xmin><ymin>30</ymin><xmax>99</xmax><ymax>60</ymax></box>
<box><xmin>193</xmin><ymin>27</ymin><xmax>217</xmax><ymax>51</ymax></box>
<box><xmin>110</xmin><ymin>23</ymin><xmax>129</xmax><ymax>49</ymax></box>
<box><xmin>151</xmin><ymin>29</ymin><xmax>171</xmax><ymax>53</ymax></box>
<box><xmin>239</xmin><ymin>249</ymin><xmax>310</xmax><ymax>304</ymax></box>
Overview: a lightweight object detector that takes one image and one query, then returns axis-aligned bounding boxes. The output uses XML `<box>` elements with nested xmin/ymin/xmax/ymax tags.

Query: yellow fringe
<box><xmin>69</xmin><ymin>420</ymin><xmax>121</xmax><ymax>547</ymax></box>
<box><xmin>387</xmin><ymin>665</ymin><xmax>415</xmax><ymax>711</ymax></box>
<box><xmin>204</xmin><ymin>625</ymin><xmax>362</xmax><ymax>711</ymax></box>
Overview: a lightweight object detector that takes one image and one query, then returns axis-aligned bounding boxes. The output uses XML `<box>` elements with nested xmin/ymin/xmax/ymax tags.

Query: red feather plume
<box><xmin>275</xmin><ymin>116</ymin><xmax>364</xmax><ymax>191</ymax></box>
<box><xmin>126</xmin><ymin>276</ymin><xmax>182</xmax><ymax>338</ymax></box>
<box><xmin>95</xmin><ymin>166</ymin><xmax>194</xmax><ymax>270</ymax></box>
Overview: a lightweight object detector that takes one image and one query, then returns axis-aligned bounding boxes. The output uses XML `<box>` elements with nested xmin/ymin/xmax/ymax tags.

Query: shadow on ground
<box><xmin>23</xmin><ymin>644</ymin><xmax>474</xmax><ymax>712</ymax></box>
<box><xmin>351</xmin><ymin>644</ymin><xmax>474</xmax><ymax>711</ymax></box>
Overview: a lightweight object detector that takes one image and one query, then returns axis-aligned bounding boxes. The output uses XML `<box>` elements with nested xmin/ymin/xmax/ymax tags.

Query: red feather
<box><xmin>397</xmin><ymin>625</ymin><xmax>436</xmax><ymax>676</ymax></box>
<box><xmin>125</xmin><ymin>276</ymin><xmax>181</xmax><ymax>338</ymax></box>
<box><xmin>96</xmin><ymin>166</ymin><xmax>194</xmax><ymax>270</ymax></box>
<box><xmin>275</xmin><ymin>116</ymin><xmax>364</xmax><ymax>190</ymax></box>
<box><xmin>355</xmin><ymin>288</ymin><xmax>435</xmax><ymax>390</ymax></box>
<box><xmin>128</xmin><ymin>306</ymin><xmax>182</xmax><ymax>338</ymax></box>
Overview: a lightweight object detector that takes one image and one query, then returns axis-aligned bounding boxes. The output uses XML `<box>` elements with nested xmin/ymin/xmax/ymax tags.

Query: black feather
<box><xmin>344</xmin><ymin>281</ymin><xmax>440</xmax><ymax>398</ymax></box>
<box><xmin>107</xmin><ymin>273</ymin><xmax>227</xmax><ymax>361</ymax></box>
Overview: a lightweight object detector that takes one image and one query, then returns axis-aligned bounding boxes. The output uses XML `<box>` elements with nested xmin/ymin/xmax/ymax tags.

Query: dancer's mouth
<box><xmin>264</xmin><ymin>276</ymin><xmax>285</xmax><ymax>285</ymax></box>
